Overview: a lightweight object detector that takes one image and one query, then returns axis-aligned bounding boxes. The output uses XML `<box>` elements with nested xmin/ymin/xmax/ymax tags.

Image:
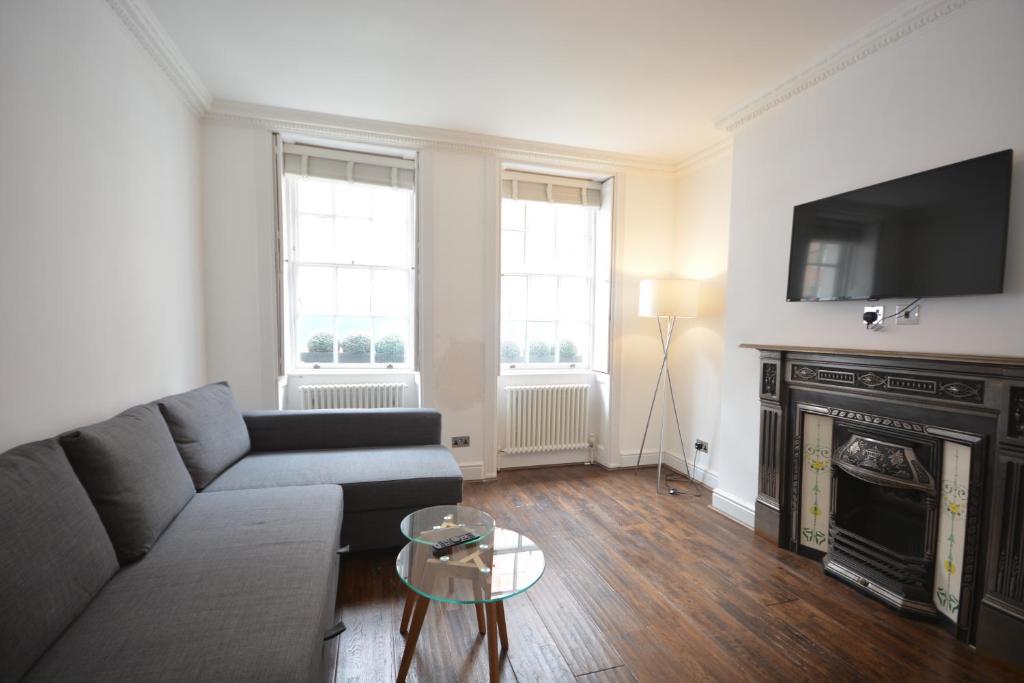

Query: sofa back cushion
<box><xmin>0</xmin><ymin>439</ymin><xmax>119</xmax><ymax>681</ymax></box>
<box><xmin>158</xmin><ymin>382</ymin><xmax>250</xmax><ymax>489</ymax></box>
<box><xmin>60</xmin><ymin>403</ymin><xmax>196</xmax><ymax>564</ymax></box>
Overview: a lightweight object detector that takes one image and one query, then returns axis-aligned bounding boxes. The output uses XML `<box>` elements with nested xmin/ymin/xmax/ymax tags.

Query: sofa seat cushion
<box><xmin>59</xmin><ymin>403</ymin><xmax>196</xmax><ymax>564</ymax></box>
<box><xmin>22</xmin><ymin>485</ymin><xmax>343</xmax><ymax>683</ymax></box>
<box><xmin>205</xmin><ymin>446</ymin><xmax>463</xmax><ymax>513</ymax></box>
<box><xmin>0</xmin><ymin>439</ymin><xmax>120</xmax><ymax>683</ymax></box>
<box><xmin>158</xmin><ymin>382</ymin><xmax>250</xmax><ymax>490</ymax></box>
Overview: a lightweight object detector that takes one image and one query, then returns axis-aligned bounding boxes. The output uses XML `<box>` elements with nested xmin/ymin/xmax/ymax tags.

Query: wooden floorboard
<box><xmin>330</xmin><ymin>466</ymin><xmax>1023</xmax><ymax>682</ymax></box>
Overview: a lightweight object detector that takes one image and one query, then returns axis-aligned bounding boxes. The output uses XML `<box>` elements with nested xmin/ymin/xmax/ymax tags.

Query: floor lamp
<box><xmin>635</xmin><ymin>278</ymin><xmax>702</xmax><ymax>496</ymax></box>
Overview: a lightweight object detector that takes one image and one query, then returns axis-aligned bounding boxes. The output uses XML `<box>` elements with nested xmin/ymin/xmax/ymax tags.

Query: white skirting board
<box><xmin>621</xmin><ymin>450</ymin><xmax>720</xmax><ymax>489</ymax></box>
<box><xmin>459</xmin><ymin>462</ymin><xmax>487</xmax><ymax>481</ymax></box>
<box><xmin>710</xmin><ymin>488</ymin><xmax>755</xmax><ymax>529</ymax></box>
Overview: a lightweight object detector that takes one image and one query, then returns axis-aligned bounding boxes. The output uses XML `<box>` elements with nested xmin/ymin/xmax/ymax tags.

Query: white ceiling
<box><xmin>149</xmin><ymin>0</ymin><xmax>900</xmax><ymax>161</ymax></box>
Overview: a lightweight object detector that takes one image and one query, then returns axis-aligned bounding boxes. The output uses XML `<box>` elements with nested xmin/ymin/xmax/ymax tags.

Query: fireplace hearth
<box><xmin>746</xmin><ymin>344</ymin><xmax>1024</xmax><ymax>668</ymax></box>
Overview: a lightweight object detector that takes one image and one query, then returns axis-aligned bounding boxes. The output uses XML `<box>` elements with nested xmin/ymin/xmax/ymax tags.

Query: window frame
<box><xmin>283</xmin><ymin>172</ymin><xmax>417</xmax><ymax>372</ymax></box>
<box><xmin>499</xmin><ymin>197</ymin><xmax>600</xmax><ymax>372</ymax></box>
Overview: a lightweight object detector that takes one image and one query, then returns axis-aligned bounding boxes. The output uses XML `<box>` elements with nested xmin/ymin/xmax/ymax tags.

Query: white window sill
<box><xmin>500</xmin><ymin>368</ymin><xmax>596</xmax><ymax>377</ymax></box>
<box><xmin>288</xmin><ymin>368</ymin><xmax>417</xmax><ymax>376</ymax></box>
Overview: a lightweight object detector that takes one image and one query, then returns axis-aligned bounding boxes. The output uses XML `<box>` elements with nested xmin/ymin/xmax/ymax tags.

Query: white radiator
<box><xmin>504</xmin><ymin>384</ymin><xmax>590</xmax><ymax>454</ymax></box>
<box><xmin>299</xmin><ymin>383</ymin><xmax>406</xmax><ymax>410</ymax></box>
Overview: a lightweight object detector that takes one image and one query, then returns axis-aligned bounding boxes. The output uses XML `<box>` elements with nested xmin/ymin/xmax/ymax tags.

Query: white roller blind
<box><xmin>501</xmin><ymin>170</ymin><xmax>603</xmax><ymax>207</ymax></box>
<box><xmin>283</xmin><ymin>143</ymin><xmax>415</xmax><ymax>190</ymax></box>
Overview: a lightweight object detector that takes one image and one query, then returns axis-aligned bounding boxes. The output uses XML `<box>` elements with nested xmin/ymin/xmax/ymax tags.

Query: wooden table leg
<box><xmin>475</xmin><ymin>603</ymin><xmax>486</xmax><ymax>636</ymax></box>
<box><xmin>399</xmin><ymin>590</ymin><xmax>415</xmax><ymax>635</ymax></box>
<box><xmin>496</xmin><ymin>601</ymin><xmax>509</xmax><ymax>651</ymax></box>
<box><xmin>397</xmin><ymin>596</ymin><xmax>430</xmax><ymax>682</ymax></box>
<box><xmin>485</xmin><ymin>602</ymin><xmax>500</xmax><ymax>682</ymax></box>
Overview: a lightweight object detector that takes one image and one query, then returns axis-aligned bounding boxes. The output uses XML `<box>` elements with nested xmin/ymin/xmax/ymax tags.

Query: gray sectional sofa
<box><xmin>0</xmin><ymin>382</ymin><xmax>463</xmax><ymax>683</ymax></box>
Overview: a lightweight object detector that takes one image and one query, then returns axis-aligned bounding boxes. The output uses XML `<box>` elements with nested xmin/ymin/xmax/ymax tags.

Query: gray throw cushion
<box><xmin>22</xmin><ymin>485</ymin><xmax>343</xmax><ymax>683</ymax></box>
<box><xmin>0</xmin><ymin>439</ymin><xmax>119</xmax><ymax>683</ymax></box>
<box><xmin>60</xmin><ymin>404</ymin><xmax>196</xmax><ymax>564</ymax></box>
<box><xmin>205</xmin><ymin>445</ymin><xmax>463</xmax><ymax>513</ymax></box>
<box><xmin>158</xmin><ymin>382</ymin><xmax>250</xmax><ymax>489</ymax></box>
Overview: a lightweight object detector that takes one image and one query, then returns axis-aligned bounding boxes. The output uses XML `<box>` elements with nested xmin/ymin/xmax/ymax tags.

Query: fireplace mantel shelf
<box><xmin>739</xmin><ymin>343</ymin><xmax>1024</xmax><ymax>367</ymax></box>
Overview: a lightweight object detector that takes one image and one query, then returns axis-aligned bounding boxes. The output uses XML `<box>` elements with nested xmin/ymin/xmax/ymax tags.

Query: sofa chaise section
<box><xmin>23</xmin><ymin>485</ymin><xmax>343</xmax><ymax>683</ymax></box>
<box><xmin>206</xmin><ymin>409</ymin><xmax>463</xmax><ymax>549</ymax></box>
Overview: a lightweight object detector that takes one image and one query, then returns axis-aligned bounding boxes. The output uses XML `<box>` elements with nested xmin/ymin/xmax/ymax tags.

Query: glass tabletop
<box><xmin>396</xmin><ymin>526</ymin><xmax>545</xmax><ymax>604</ymax></box>
<box><xmin>399</xmin><ymin>505</ymin><xmax>495</xmax><ymax>545</ymax></box>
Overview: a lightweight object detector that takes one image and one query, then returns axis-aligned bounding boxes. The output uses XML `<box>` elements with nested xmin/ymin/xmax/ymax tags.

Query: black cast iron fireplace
<box><xmin>824</xmin><ymin>431</ymin><xmax>939</xmax><ymax>617</ymax></box>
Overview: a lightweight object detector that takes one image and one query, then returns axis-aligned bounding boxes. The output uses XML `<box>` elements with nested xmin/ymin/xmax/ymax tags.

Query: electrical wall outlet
<box><xmin>694</xmin><ymin>439</ymin><xmax>709</xmax><ymax>453</ymax></box>
<box><xmin>864</xmin><ymin>305</ymin><xmax>884</xmax><ymax>327</ymax></box>
<box><xmin>896</xmin><ymin>302</ymin><xmax>920</xmax><ymax>325</ymax></box>
<box><xmin>451</xmin><ymin>436</ymin><xmax>470</xmax><ymax>448</ymax></box>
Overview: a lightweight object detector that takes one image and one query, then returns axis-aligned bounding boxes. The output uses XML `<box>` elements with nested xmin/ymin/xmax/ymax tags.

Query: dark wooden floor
<box><xmin>329</xmin><ymin>466</ymin><xmax>1022</xmax><ymax>682</ymax></box>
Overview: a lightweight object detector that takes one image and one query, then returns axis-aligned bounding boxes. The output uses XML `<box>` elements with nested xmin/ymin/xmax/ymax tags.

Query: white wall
<box><xmin>201</xmin><ymin>123</ymin><xmax>279</xmax><ymax>411</ymax></box>
<box><xmin>0</xmin><ymin>0</ymin><xmax>205</xmax><ymax>452</ymax></box>
<box><xmin>717</xmin><ymin>0</ymin><xmax>1024</xmax><ymax>518</ymax></box>
<box><xmin>669</xmin><ymin>151</ymin><xmax>733</xmax><ymax>486</ymax></box>
<box><xmin>199</xmin><ymin>116</ymin><xmax>680</xmax><ymax>478</ymax></box>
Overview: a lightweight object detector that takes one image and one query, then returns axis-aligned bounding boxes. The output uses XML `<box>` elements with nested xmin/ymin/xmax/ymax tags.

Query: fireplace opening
<box><xmin>824</xmin><ymin>431</ymin><xmax>939</xmax><ymax>616</ymax></box>
<box><xmin>834</xmin><ymin>470</ymin><xmax>927</xmax><ymax>558</ymax></box>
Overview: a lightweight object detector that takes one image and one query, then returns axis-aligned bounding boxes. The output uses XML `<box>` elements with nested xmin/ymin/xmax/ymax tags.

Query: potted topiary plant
<box><xmin>374</xmin><ymin>335</ymin><xmax>405</xmax><ymax>364</ymax></box>
<box><xmin>500</xmin><ymin>341</ymin><xmax>524</xmax><ymax>363</ymax></box>
<box><xmin>559</xmin><ymin>339</ymin><xmax>582</xmax><ymax>363</ymax></box>
<box><xmin>528</xmin><ymin>340</ymin><xmax>556</xmax><ymax>363</ymax></box>
<box><xmin>338</xmin><ymin>333</ymin><xmax>371</xmax><ymax>363</ymax></box>
<box><xmin>301</xmin><ymin>332</ymin><xmax>336</xmax><ymax>363</ymax></box>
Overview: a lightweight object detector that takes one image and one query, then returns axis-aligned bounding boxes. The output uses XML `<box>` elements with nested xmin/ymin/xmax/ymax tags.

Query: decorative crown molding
<box><xmin>714</xmin><ymin>0</ymin><xmax>977</xmax><ymax>133</ymax></box>
<box><xmin>105</xmin><ymin>0</ymin><xmax>212</xmax><ymax>114</ymax></box>
<box><xmin>205</xmin><ymin>100</ymin><xmax>682</xmax><ymax>174</ymax></box>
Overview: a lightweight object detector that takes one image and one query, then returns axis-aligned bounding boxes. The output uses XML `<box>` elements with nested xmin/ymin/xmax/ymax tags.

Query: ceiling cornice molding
<box><xmin>105</xmin><ymin>0</ymin><xmax>212</xmax><ymax>115</ymax></box>
<box><xmin>674</xmin><ymin>138</ymin><xmax>733</xmax><ymax>175</ymax></box>
<box><xmin>714</xmin><ymin>0</ymin><xmax>976</xmax><ymax>133</ymax></box>
<box><xmin>205</xmin><ymin>100</ymin><xmax>681</xmax><ymax>174</ymax></box>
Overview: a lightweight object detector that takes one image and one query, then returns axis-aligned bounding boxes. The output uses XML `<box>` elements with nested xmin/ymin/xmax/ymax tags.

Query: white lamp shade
<box><xmin>638</xmin><ymin>278</ymin><xmax>699</xmax><ymax>318</ymax></box>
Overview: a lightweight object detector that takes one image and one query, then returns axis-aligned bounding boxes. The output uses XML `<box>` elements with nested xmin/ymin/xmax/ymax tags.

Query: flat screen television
<box><xmin>786</xmin><ymin>149</ymin><xmax>1013</xmax><ymax>301</ymax></box>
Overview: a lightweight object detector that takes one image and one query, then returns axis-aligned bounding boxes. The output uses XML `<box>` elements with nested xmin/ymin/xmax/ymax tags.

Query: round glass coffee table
<box><xmin>399</xmin><ymin>504</ymin><xmax>495</xmax><ymax>545</ymax></box>
<box><xmin>394</xmin><ymin>526</ymin><xmax>545</xmax><ymax>682</ymax></box>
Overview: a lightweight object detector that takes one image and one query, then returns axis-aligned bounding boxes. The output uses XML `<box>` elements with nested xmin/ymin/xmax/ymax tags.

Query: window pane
<box><xmin>558</xmin><ymin>277</ymin><xmax>589</xmax><ymax>321</ymax></box>
<box><xmin>297</xmin><ymin>315</ymin><xmax>336</xmax><ymax>364</ymax></box>
<box><xmin>370</xmin><ymin>187</ymin><xmax>412</xmax><ymax>267</ymax></box>
<box><xmin>524</xmin><ymin>228</ymin><xmax>555</xmax><ymax>274</ymax></box>
<box><xmin>336</xmin><ymin>217</ymin><xmax>372</xmax><ymax>264</ymax></box>
<box><xmin>555</xmin><ymin>204</ymin><xmax>585</xmax><ymax>233</ymax></box>
<box><xmin>500</xmin><ymin>321</ymin><xmax>526</xmax><ymax>364</ymax></box>
<box><xmin>296</xmin><ymin>214</ymin><xmax>334</xmax><ymax>262</ymax></box>
<box><xmin>527</xmin><ymin>276</ymin><xmax>558</xmax><ymax>321</ymax></box>
<box><xmin>296</xmin><ymin>266</ymin><xmax>336</xmax><ymax>315</ymax></box>
<box><xmin>555</xmin><ymin>233</ymin><xmax>587</xmax><ymax>274</ymax></box>
<box><xmin>373</xmin><ymin>317</ymin><xmax>409</xmax><ymax>364</ymax></box>
<box><xmin>501</xmin><ymin>230</ymin><xmax>524</xmax><ymax>273</ymax></box>
<box><xmin>502</xmin><ymin>276</ymin><xmax>527</xmax><ymax>321</ymax></box>
<box><xmin>337</xmin><ymin>317</ymin><xmax>372</xmax><ymax>363</ymax></box>
<box><xmin>525</xmin><ymin>201</ymin><xmax>555</xmax><ymax>232</ymax></box>
<box><xmin>336</xmin><ymin>268</ymin><xmax>371</xmax><ymax>315</ymax></box>
<box><xmin>372</xmin><ymin>269</ymin><xmax>409</xmax><ymax>317</ymax></box>
<box><xmin>501</xmin><ymin>199</ymin><xmax>526</xmax><ymax>230</ymax></box>
<box><xmin>297</xmin><ymin>178</ymin><xmax>333</xmax><ymax>215</ymax></box>
<box><xmin>374</xmin><ymin>187</ymin><xmax>412</xmax><ymax>230</ymax></box>
<box><xmin>557</xmin><ymin>322</ymin><xmax>588</xmax><ymax>365</ymax></box>
<box><xmin>526</xmin><ymin>322</ymin><xmax>556</xmax><ymax>363</ymax></box>
<box><xmin>333</xmin><ymin>182</ymin><xmax>372</xmax><ymax>218</ymax></box>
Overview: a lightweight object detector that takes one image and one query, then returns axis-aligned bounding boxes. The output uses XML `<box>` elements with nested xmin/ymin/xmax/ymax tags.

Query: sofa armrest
<box><xmin>242</xmin><ymin>409</ymin><xmax>442</xmax><ymax>452</ymax></box>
